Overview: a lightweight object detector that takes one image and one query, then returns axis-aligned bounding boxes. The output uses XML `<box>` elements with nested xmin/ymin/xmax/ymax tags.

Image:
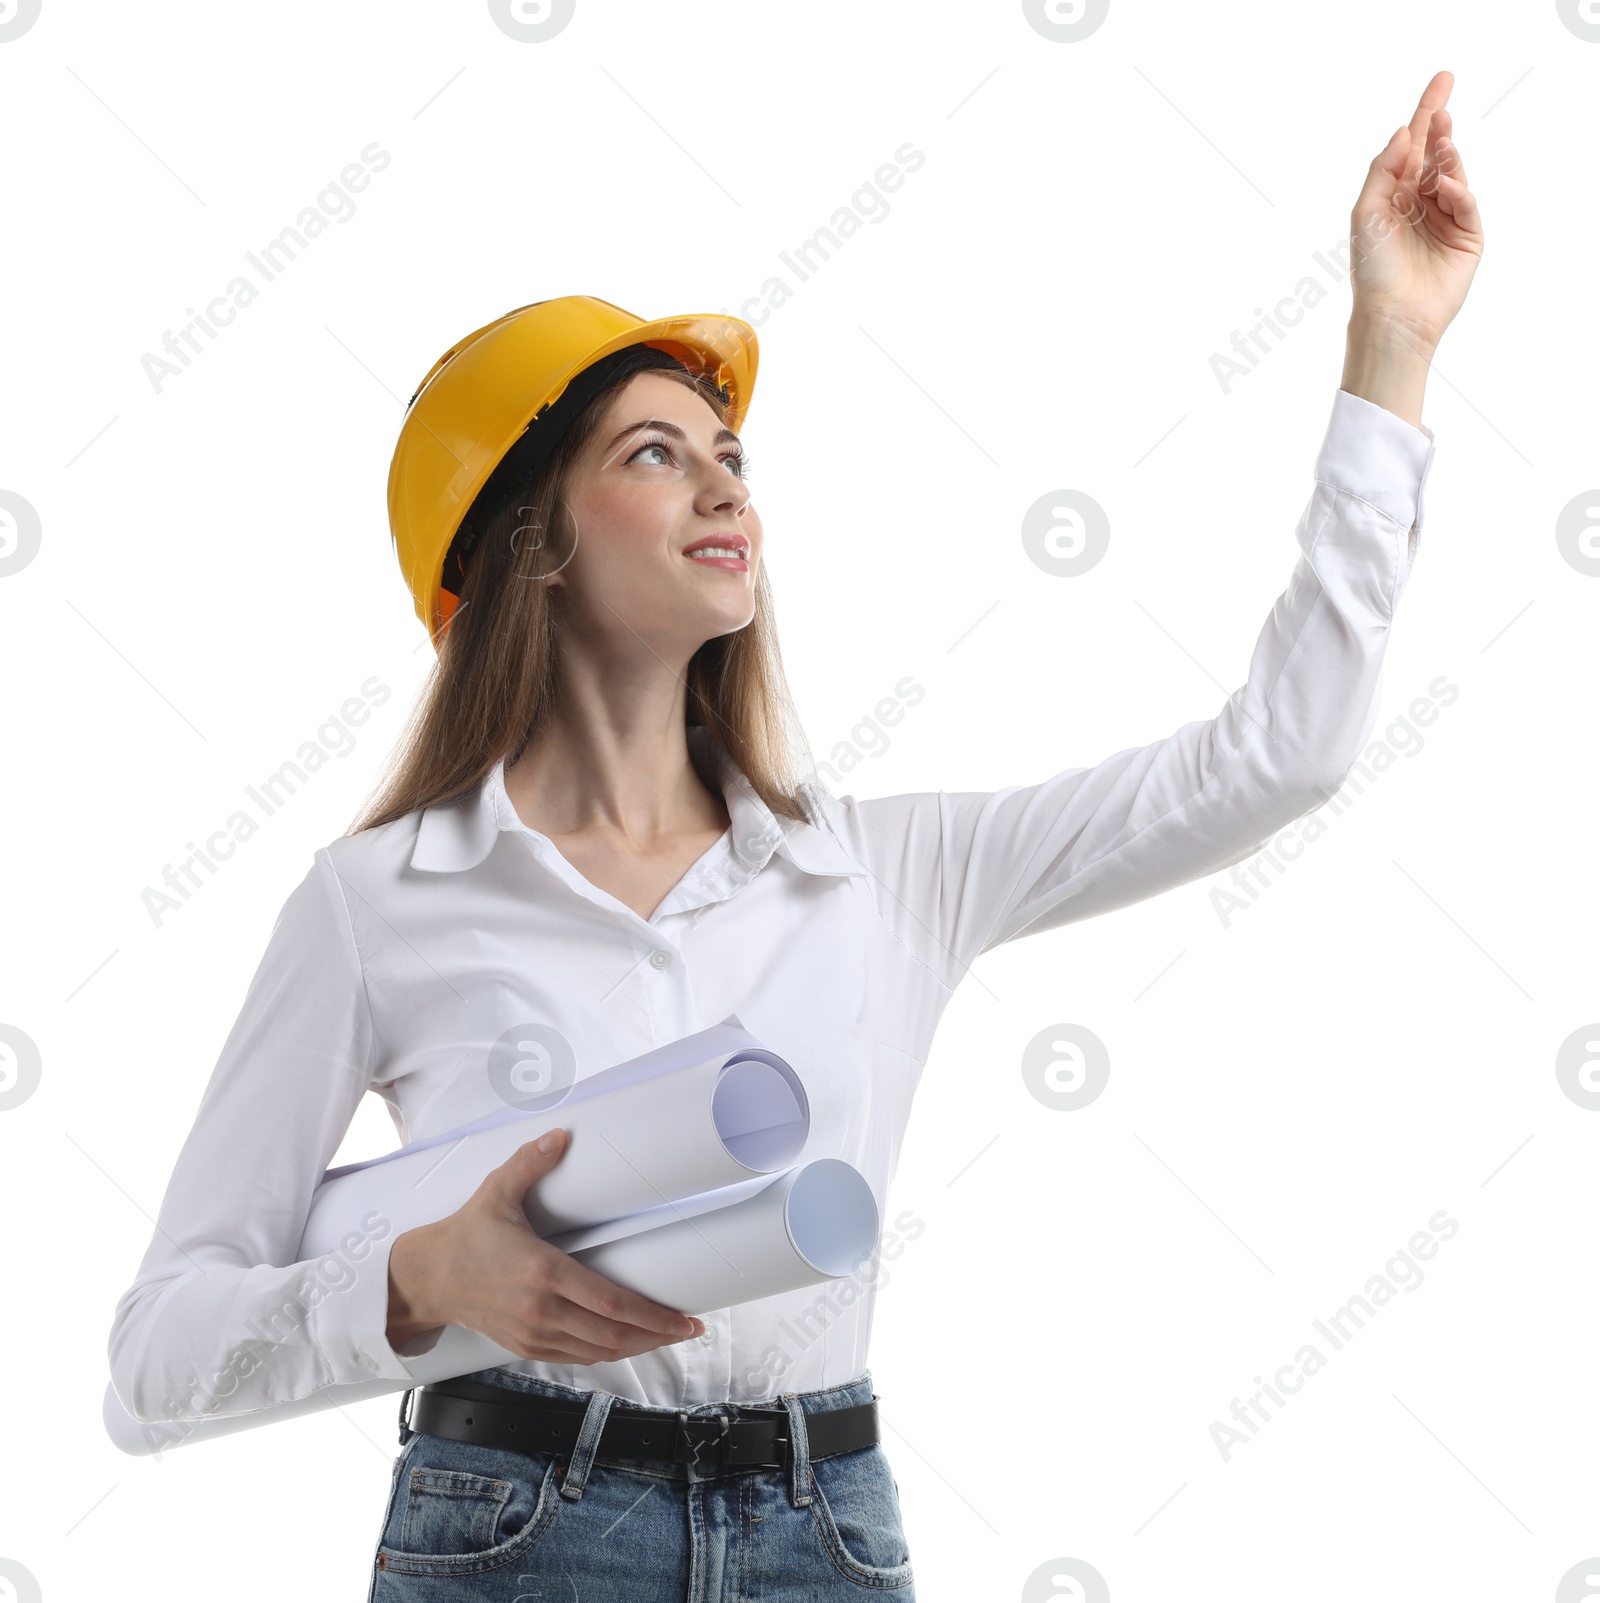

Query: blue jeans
<box><xmin>366</xmin><ymin>1365</ymin><xmax>915</xmax><ymax>1599</ymax></box>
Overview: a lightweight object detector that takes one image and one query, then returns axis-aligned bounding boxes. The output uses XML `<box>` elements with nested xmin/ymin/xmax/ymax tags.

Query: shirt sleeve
<box><xmin>833</xmin><ymin>387</ymin><xmax>1436</xmax><ymax>989</ymax></box>
<box><xmin>106</xmin><ymin>847</ymin><xmax>430</xmax><ymax>1426</ymax></box>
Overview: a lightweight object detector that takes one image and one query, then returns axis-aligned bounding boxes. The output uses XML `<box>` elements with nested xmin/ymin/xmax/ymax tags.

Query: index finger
<box><xmin>1406</xmin><ymin>71</ymin><xmax>1454</xmax><ymax>182</ymax></box>
<box><xmin>550</xmin><ymin>1252</ymin><xmax>702</xmax><ymax>1336</ymax></box>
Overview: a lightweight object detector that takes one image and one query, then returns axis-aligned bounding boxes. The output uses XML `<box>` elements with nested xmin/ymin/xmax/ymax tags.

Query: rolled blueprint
<box><xmin>300</xmin><ymin>1024</ymin><xmax>811</xmax><ymax>1255</ymax></box>
<box><xmin>103</xmin><ymin>1019</ymin><xmax>880</xmax><ymax>1457</ymax></box>
<box><xmin>563</xmin><ymin>1159</ymin><xmax>879</xmax><ymax>1311</ymax></box>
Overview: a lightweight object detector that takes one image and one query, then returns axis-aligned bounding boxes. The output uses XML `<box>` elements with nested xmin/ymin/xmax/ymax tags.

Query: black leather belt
<box><xmin>404</xmin><ymin>1377</ymin><xmax>878</xmax><ymax>1472</ymax></box>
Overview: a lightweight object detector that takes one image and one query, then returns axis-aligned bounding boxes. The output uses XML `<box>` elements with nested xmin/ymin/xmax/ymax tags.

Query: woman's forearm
<box><xmin>1340</xmin><ymin>314</ymin><xmax>1436</xmax><ymax>432</ymax></box>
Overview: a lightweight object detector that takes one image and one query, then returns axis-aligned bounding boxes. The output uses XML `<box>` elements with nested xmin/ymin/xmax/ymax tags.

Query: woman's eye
<box><xmin>628</xmin><ymin>439</ymin><xmax>750</xmax><ymax>480</ymax></box>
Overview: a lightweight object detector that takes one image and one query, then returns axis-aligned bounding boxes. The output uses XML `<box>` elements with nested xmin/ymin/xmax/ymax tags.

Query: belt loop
<box><xmin>780</xmin><ymin>1392</ymin><xmax>812</xmax><ymax>1507</ymax></box>
<box><xmin>558</xmin><ymin>1389</ymin><xmax>616</xmax><ymax>1501</ymax></box>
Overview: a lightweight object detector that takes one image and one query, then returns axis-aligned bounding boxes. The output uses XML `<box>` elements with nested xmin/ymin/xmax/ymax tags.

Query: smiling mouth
<box><xmin>682</xmin><ymin>536</ymin><xmax>750</xmax><ymax>566</ymax></box>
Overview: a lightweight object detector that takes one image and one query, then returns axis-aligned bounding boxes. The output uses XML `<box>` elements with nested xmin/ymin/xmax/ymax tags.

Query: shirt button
<box><xmin>649</xmin><ymin>949</ymin><xmax>672</xmax><ymax>969</ymax></box>
<box><xmin>359</xmin><ymin>1352</ymin><xmax>377</xmax><ymax>1372</ymax></box>
<box><xmin>699</xmin><ymin>1326</ymin><xmax>716</xmax><ymax>1346</ymax></box>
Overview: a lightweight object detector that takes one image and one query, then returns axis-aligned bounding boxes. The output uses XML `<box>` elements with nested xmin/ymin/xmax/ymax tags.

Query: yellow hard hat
<box><xmin>387</xmin><ymin>294</ymin><xmax>759</xmax><ymax>645</ymax></box>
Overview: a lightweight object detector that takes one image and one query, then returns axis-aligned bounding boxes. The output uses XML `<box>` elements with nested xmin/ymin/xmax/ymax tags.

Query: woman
<box><xmin>108</xmin><ymin>74</ymin><xmax>1480</xmax><ymax>1599</ymax></box>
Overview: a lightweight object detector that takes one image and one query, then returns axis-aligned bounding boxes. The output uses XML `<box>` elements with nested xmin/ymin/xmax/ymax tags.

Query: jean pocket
<box><xmin>377</xmin><ymin>1453</ymin><xmax>563</xmax><ymax>1579</ymax></box>
<box><xmin>807</xmin><ymin>1443</ymin><xmax>916</xmax><ymax>1589</ymax></box>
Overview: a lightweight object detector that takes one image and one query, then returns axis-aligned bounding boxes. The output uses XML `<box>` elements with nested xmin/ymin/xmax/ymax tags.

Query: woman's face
<box><xmin>545</xmin><ymin>370</ymin><xmax>762</xmax><ymax>660</ymax></box>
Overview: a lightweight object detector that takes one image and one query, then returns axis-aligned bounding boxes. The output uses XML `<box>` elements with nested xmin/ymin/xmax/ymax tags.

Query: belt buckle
<box><xmin>673</xmin><ymin>1410</ymin><xmax>730</xmax><ymax>1468</ymax></box>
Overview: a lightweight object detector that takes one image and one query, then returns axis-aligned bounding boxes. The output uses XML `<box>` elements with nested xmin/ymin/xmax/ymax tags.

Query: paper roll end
<box><xmin>782</xmin><ymin>1159</ymin><xmax>880</xmax><ymax>1278</ymax></box>
<box><xmin>712</xmin><ymin>1052</ymin><xmax>810</xmax><ymax>1173</ymax></box>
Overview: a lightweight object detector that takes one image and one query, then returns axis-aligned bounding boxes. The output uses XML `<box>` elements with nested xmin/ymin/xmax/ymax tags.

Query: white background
<box><xmin>2</xmin><ymin>1</ymin><xmax>1595</xmax><ymax>1599</ymax></box>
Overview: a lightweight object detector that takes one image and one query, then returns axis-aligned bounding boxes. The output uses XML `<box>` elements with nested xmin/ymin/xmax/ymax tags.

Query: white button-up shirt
<box><xmin>108</xmin><ymin>388</ymin><xmax>1434</xmax><ymax>1418</ymax></box>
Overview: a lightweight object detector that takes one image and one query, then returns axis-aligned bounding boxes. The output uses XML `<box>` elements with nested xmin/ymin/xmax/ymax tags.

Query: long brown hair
<box><xmin>347</xmin><ymin>364</ymin><xmax>818</xmax><ymax>836</ymax></box>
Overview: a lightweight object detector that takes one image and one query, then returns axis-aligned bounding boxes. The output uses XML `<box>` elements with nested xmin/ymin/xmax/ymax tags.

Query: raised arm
<box><xmin>831</xmin><ymin>386</ymin><xmax>1435</xmax><ymax>986</ymax></box>
<box><xmin>821</xmin><ymin>73</ymin><xmax>1480</xmax><ymax>990</ymax></box>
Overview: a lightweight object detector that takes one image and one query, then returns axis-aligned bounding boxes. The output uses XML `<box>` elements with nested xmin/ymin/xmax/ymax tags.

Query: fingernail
<box><xmin>537</xmin><ymin>1128</ymin><xmax>563</xmax><ymax>1152</ymax></box>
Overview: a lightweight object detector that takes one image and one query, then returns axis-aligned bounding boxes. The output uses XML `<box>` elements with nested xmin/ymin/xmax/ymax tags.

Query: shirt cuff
<box><xmin>309</xmin><ymin>1227</ymin><xmax>436</xmax><ymax>1385</ymax></box>
<box><xmin>1317</xmin><ymin>386</ymin><xmax>1436</xmax><ymax>536</ymax></box>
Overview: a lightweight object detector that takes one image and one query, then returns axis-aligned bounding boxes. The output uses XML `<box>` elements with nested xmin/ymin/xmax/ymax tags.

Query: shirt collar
<box><xmin>409</xmin><ymin>724</ymin><xmax>866</xmax><ymax>882</ymax></box>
